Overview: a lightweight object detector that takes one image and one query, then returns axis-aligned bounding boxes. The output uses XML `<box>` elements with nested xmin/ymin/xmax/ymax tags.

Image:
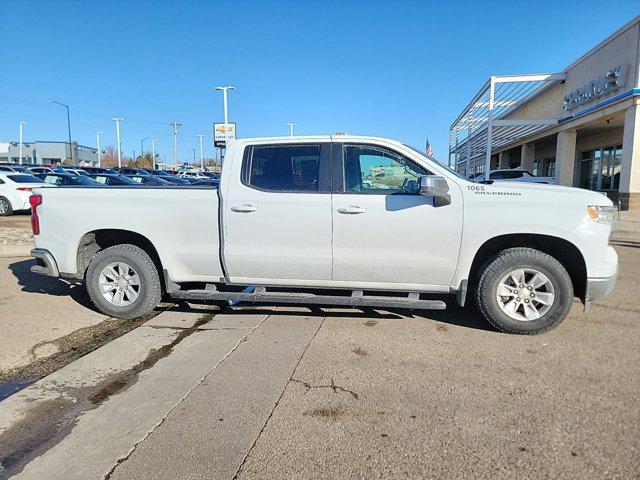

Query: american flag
<box><xmin>425</xmin><ymin>137</ymin><xmax>433</xmax><ymax>157</ymax></box>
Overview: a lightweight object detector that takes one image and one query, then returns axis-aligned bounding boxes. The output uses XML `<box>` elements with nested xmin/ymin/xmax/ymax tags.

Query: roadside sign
<box><xmin>213</xmin><ymin>123</ymin><xmax>237</xmax><ymax>148</ymax></box>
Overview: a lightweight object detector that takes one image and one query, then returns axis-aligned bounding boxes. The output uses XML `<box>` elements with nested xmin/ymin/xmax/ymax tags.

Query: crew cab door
<box><xmin>331</xmin><ymin>142</ymin><xmax>463</xmax><ymax>289</ymax></box>
<box><xmin>223</xmin><ymin>142</ymin><xmax>333</xmax><ymax>283</ymax></box>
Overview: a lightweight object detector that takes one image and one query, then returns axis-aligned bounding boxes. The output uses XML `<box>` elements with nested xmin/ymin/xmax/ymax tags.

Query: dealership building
<box><xmin>449</xmin><ymin>15</ymin><xmax>640</xmax><ymax>210</ymax></box>
<box><xmin>0</xmin><ymin>141</ymin><xmax>98</xmax><ymax>165</ymax></box>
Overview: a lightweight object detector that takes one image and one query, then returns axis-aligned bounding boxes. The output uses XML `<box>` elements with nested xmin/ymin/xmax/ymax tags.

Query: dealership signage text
<box><xmin>562</xmin><ymin>64</ymin><xmax>629</xmax><ymax>111</ymax></box>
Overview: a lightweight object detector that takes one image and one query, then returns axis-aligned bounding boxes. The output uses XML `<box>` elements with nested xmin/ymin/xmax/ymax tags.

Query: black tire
<box><xmin>0</xmin><ymin>197</ymin><xmax>13</xmax><ymax>216</ymax></box>
<box><xmin>475</xmin><ymin>248</ymin><xmax>573</xmax><ymax>334</ymax></box>
<box><xmin>86</xmin><ymin>244</ymin><xmax>162</xmax><ymax>319</ymax></box>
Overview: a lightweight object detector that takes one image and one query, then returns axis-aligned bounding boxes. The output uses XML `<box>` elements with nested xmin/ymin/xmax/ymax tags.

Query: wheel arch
<box><xmin>75</xmin><ymin>229</ymin><xmax>165</xmax><ymax>287</ymax></box>
<box><xmin>466</xmin><ymin>233</ymin><xmax>587</xmax><ymax>301</ymax></box>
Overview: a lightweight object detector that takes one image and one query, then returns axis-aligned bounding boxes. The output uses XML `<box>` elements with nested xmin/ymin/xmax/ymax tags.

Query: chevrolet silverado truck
<box><xmin>29</xmin><ymin>135</ymin><xmax>618</xmax><ymax>334</ymax></box>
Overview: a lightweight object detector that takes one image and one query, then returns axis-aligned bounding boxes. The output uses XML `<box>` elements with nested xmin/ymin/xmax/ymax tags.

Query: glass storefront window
<box><xmin>578</xmin><ymin>144</ymin><xmax>622</xmax><ymax>191</ymax></box>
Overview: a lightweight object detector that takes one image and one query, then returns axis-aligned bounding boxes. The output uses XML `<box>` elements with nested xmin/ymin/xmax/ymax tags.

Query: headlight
<box><xmin>587</xmin><ymin>205</ymin><xmax>617</xmax><ymax>225</ymax></box>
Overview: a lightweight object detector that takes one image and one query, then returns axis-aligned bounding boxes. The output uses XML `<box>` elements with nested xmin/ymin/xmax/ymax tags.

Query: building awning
<box><xmin>449</xmin><ymin>74</ymin><xmax>566</xmax><ymax>174</ymax></box>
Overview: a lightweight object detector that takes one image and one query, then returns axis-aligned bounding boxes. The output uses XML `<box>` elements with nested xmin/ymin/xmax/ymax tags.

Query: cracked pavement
<box><xmin>0</xmin><ymin>242</ymin><xmax>639</xmax><ymax>479</ymax></box>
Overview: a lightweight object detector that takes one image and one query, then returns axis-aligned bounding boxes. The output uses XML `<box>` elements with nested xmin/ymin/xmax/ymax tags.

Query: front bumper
<box><xmin>585</xmin><ymin>269</ymin><xmax>618</xmax><ymax>301</ymax></box>
<box><xmin>30</xmin><ymin>248</ymin><xmax>60</xmax><ymax>277</ymax></box>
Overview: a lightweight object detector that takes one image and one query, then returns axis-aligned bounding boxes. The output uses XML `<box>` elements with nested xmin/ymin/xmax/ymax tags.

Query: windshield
<box><xmin>7</xmin><ymin>174</ymin><xmax>45</xmax><ymax>183</ymax></box>
<box><xmin>491</xmin><ymin>170</ymin><xmax>527</xmax><ymax>180</ymax></box>
<box><xmin>402</xmin><ymin>143</ymin><xmax>466</xmax><ymax>180</ymax></box>
<box><xmin>71</xmin><ymin>175</ymin><xmax>101</xmax><ymax>185</ymax></box>
<box><xmin>115</xmin><ymin>175</ymin><xmax>138</xmax><ymax>184</ymax></box>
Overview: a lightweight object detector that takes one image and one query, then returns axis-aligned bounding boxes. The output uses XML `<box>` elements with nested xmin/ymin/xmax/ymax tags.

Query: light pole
<box><xmin>151</xmin><ymin>139</ymin><xmax>158</xmax><ymax>168</ymax></box>
<box><xmin>140</xmin><ymin>137</ymin><xmax>150</xmax><ymax>161</ymax></box>
<box><xmin>18</xmin><ymin>121</ymin><xmax>26</xmax><ymax>165</ymax></box>
<box><xmin>112</xmin><ymin>117</ymin><xmax>124</xmax><ymax>168</ymax></box>
<box><xmin>51</xmin><ymin>100</ymin><xmax>73</xmax><ymax>164</ymax></box>
<box><xmin>197</xmin><ymin>134</ymin><xmax>205</xmax><ymax>170</ymax></box>
<box><xmin>96</xmin><ymin>131</ymin><xmax>102</xmax><ymax>167</ymax></box>
<box><xmin>170</xmin><ymin>122</ymin><xmax>182</xmax><ymax>169</ymax></box>
<box><xmin>214</xmin><ymin>85</ymin><xmax>236</xmax><ymax>144</ymax></box>
<box><xmin>285</xmin><ymin>122</ymin><xmax>297</xmax><ymax>136</ymax></box>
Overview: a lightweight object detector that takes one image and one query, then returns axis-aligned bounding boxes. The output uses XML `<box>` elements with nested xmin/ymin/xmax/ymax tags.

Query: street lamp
<box><xmin>285</xmin><ymin>122</ymin><xmax>297</xmax><ymax>137</ymax></box>
<box><xmin>170</xmin><ymin>122</ymin><xmax>182</xmax><ymax>169</ymax></box>
<box><xmin>140</xmin><ymin>137</ymin><xmax>150</xmax><ymax>161</ymax></box>
<box><xmin>213</xmin><ymin>85</ymin><xmax>236</xmax><ymax>145</ymax></box>
<box><xmin>96</xmin><ymin>131</ymin><xmax>103</xmax><ymax>167</ymax></box>
<box><xmin>151</xmin><ymin>139</ymin><xmax>158</xmax><ymax>168</ymax></box>
<box><xmin>18</xmin><ymin>121</ymin><xmax>26</xmax><ymax>165</ymax></box>
<box><xmin>112</xmin><ymin>117</ymin><xmax>124</xmax><ymax>168</ymax></box>
<box><xmin>51</xmin><ymin>100</ymin><xmax>73</xmax><ymax>164</ymax></box>
<box><xmin>197</xmin><ymin>134</ymin><xmax>205</xmax><ymax>170</ymax></box>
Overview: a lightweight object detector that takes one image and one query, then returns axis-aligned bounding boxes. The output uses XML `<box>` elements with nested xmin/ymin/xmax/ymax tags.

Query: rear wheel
<box><xmin>86</xmin><ymin>244</ymin><xmax>162</xmax><ymax>319</ymax></box>
<box><xmin>475</xmin><ymin>248</ymin><xmax>573</xmax><ymax>334</ymax></box>
<box><xmin>0</xmin><ymin>197</ymin><xmax>13</xmax><ymax>216</ymax></box>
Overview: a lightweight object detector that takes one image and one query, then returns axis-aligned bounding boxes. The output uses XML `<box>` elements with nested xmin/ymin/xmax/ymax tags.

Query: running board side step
<box><xmin>169</xmin><ymin>286</ymin><xmax>446</xmax><ymax>310</ymax></box>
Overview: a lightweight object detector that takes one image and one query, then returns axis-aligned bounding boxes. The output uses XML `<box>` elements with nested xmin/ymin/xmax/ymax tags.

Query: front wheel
<box><xmin>475</xmin><ymin>248</ymin><xmax>573</xmax><ymax>334</ymax></box>
<box><xmin>86</xmin><ymin>244</ymin><xmax>162</xmax><ymax>319</ymax></box>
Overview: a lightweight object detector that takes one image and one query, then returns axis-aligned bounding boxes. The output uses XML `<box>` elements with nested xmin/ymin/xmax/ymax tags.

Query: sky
<box><xmin>1</xmin><ymin>0</ymin><xmax>639</xmax><ymax>165</ymax></box>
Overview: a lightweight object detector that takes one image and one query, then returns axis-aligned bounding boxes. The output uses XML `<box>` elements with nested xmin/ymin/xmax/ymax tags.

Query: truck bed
<box><xmin>33</xmin><ymin>186</ymin><xmax>225</xmax><ymax>283</ymax></box>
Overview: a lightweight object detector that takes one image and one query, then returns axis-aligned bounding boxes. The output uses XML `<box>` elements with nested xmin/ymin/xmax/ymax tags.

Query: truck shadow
<box><xmin>7</xmin><ymin>258</ymin><xmax>96</xmax><ymax>311</ymax></box>
<box><xmin>176</xmin><ymin>299</ymin><xmax>494</xmax><ymax>332</ymax></box>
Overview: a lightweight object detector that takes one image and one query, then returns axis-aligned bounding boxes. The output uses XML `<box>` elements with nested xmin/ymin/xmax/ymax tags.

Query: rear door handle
<box><xmin>337</xmin><ymin>206</ymin><xmax>367</xmax><ymax>215</ymax></box>
<box><xmin>231</xmin><ymin>204</ymin><xmax>258</xmax><ymax>213</ymax></box>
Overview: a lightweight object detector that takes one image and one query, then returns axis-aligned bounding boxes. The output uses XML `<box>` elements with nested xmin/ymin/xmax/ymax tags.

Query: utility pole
<box><xmin>18</xmin><ymin>121</ymin><xmax>26</xmax><ymax>165</ymax></box>
<box><xmin>151</xmin><ymin>139</ymin><xmax>158</xmax><ymax>168</ymax></box>
<box><xmin>285</xmin><ymin>122</ymin><xmax>297</xmax><ymax>136</ymax></box>
<box><xmin>51</xmin><ymin>100</ymin><xmax>73</xmax><ymax>163</ymax></box>
<box><xmin>96</xmin><ymin>131</ymin><xmax>102</xmax><ymax>167</ymax></box>
<box><xmin>170</xmin><ymin>122</ymin><xmax>182</xmax><ymax>169</ymax></box>
<box><xmin>197</xmin><ymin>134</ymin><xmax>205</xmax><ymax>171</ymax></box>
<box><xmin>112</xmin><ymin>117</ymin><xmax>124</xmax><ymax>168</ymax></box>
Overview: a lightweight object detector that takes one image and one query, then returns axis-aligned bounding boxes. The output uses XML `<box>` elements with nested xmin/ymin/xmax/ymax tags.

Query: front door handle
<box><xmin>231</xmin><ymin>204</ymin><xmax>258</xmax><ymax>213</ymax></box>
<box><xmin>337</xmin><ymin>206</ymin><xmax>367</xmax><ymax>215</ymax></box>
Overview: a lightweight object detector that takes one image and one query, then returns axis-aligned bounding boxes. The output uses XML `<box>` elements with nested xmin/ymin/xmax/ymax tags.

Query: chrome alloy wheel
<box><xmin>98</xmin><ymin>262</ymin><xmax>141</xmax><ymax>307</ymax></box>
<box><xmin>0</xmin><ymin>199</ymin><xmax>9</xmax><ymax>215</ymax></box>
<box><xmin>496</xmin><ymin>268</ymin><xmax>555</xmax><ymax>321</ymax></box>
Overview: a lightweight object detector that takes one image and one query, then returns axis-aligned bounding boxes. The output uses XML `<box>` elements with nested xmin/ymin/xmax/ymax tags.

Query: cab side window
<box><xmin>342</xmin><ymin>144</ymin><xmax>429</xmax><ymax>194</ymax></box>
<box><xmin>246</xmin><ymin>144</ymin><xmax>321</xmax><ymax>192</ymax></box>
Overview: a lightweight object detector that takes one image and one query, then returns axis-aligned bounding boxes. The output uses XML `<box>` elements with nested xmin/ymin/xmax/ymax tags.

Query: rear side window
<box><xmin>8</xmin><ymin>174</ymin><xmax>44</xmax><ymax>183</ymax></box>
<box><xmin>246</xmin><ymin>144</ymin><xmax>321</xmax><ymax>192</ymax></box>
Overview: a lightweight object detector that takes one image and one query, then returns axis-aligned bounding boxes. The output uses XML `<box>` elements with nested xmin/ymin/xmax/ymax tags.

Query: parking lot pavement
<box><xmin>0</xmin><ymin>256</ymin><xmax>107</xmax><ymax>374</ymax></box>
<box><xmin>0</xmin><ymin>215</ymin><xmax>32</xmax><ymax>257</ymax></box>
<box><xmin>0</xmin><ymin>241</ymin><xmax>638</xmax><ymax>479</ymax></box>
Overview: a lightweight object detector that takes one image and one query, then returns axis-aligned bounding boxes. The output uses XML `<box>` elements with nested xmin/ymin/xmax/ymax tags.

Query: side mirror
<box><xmin>418</xmin><ymin>175</ymin><xmax>449</xmax><ymax>197</ymax></box>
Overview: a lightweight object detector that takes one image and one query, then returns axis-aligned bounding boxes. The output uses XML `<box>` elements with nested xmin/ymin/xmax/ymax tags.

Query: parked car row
<box><xmin>0</xmin><ymin>164</ymin><xmax>220</xmax><ymax>216</ymax></box>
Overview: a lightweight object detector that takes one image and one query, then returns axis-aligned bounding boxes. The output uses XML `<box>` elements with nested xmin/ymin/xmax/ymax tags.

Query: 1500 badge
<box><xmin>467</xmin><ymin>185</ymin><xmax>522</xmax><ymax>197</ymax></box>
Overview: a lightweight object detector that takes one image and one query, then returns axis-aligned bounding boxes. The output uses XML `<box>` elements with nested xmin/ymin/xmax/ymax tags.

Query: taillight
<box><xmin>29</xmin><ymin>194</ymin><xmax>42</xmax><ymax>235</ymax></box>
<box><xmin>17</xmin><ymin>187</ymin><xmax>33</xmax><ymax>191</ymax></box>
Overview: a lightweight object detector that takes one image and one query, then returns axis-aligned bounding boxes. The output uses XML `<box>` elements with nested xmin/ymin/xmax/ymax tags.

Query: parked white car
<box><xmin>0</xmin><ymin>173</ymin><xmax>51</xmax><ymax>216</ymax></box>
<box><xmin>177</xmin><ymin>171</ymin><xmax>208</xmax><ymax>180</ymax></box>
<box><xmin>29</xmin><ymin>135</ymin><xmax>617</xmax><ymax>334</ymax></box>
<box><xmin>28</xmin><ymin>167</ymin><xmax>55</xmax><ymax>174</ymax></box>
<box><xmin>472</xmin><ymin>168</ymin><xmax>556</xmax><ymax>184</ymax></box>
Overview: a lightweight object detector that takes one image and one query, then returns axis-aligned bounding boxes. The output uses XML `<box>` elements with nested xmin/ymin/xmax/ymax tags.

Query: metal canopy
<box><xmin>449</xmin><ymin>73</ymin><xmax>566</xmax><ymax>176</ymax></box>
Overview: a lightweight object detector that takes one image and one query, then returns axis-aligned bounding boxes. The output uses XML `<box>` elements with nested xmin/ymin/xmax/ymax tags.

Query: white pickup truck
<box><xmin>29</xmin><ymin>135</ymin><xmax>618</xmax><ymax>334</ymax></box>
